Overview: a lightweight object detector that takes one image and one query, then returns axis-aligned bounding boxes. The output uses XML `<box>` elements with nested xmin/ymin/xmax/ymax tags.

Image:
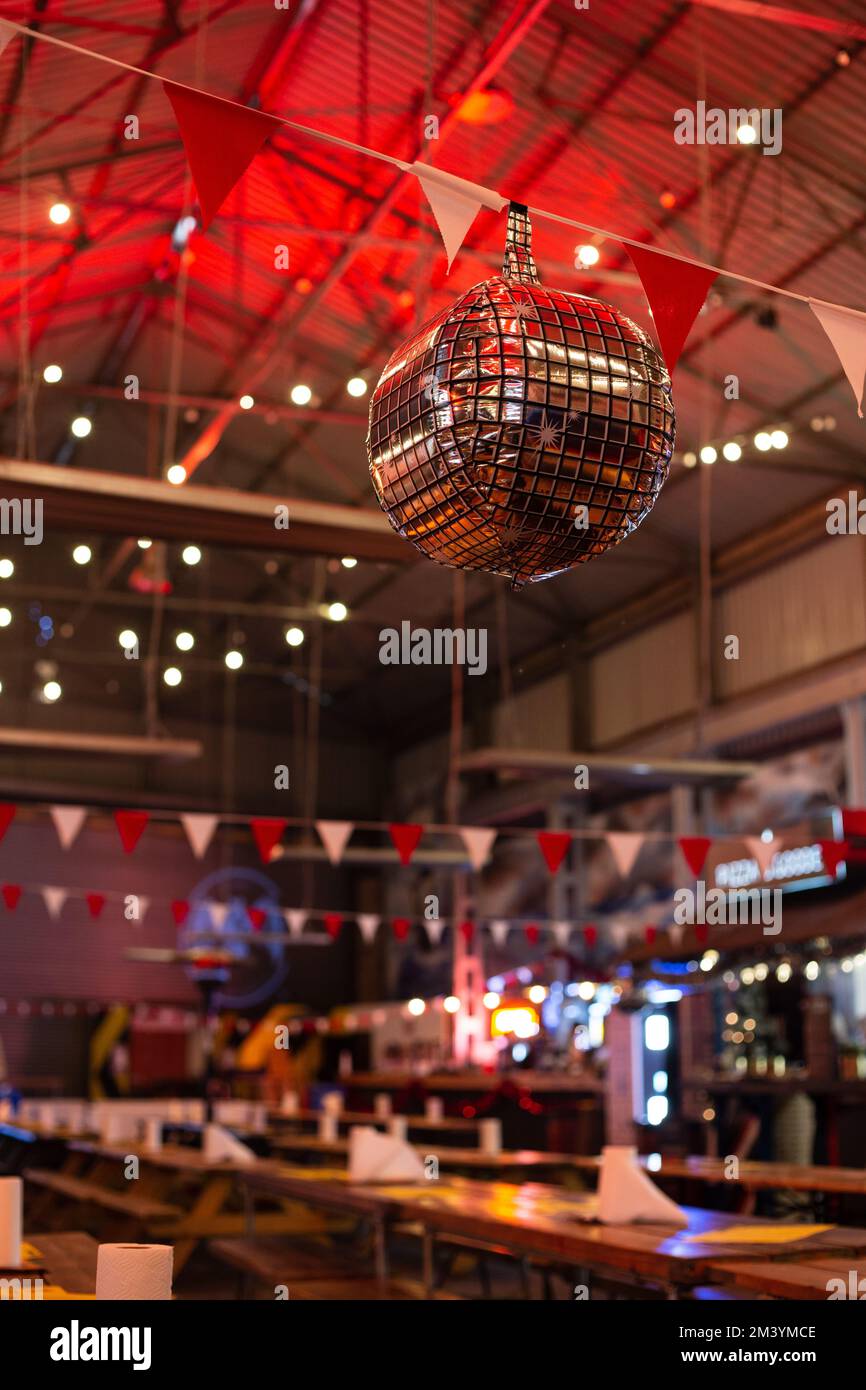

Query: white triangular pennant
<box><xmin>609</xmin><ymin>923</ymin><xmax>630</xmax><ymax>951</ymax></box>
<box><xmin>488</xmin><ymin>919</ymin><xmax>511</xmax><ymax>946</ymax></box>
<box><xmin>551</xmin><ymin>921</ymin><xmax>572</xmax><ymax>948</ymax></box>
<box><xmin>0</xmin><ymin>20</ymin><xmax>18</xmax><ymax>58</ymax></box>
<box><xmin>49</xmin><ymin>804</ymin><xmax>87</xmax><ymax>851</ymax></box>
<box><xmin>459</xmin><ymin>826</ymin><xmax>497</xmax><ymax>871</ymax></box>
<box><xmin>315</xmin><ymin>820</ymin><xmax>353</xmax><ymax>865</ymax></box>
<box><xmin>810</xmin><ymin>300</ymin><xmax>866</xmax><ymax>418</ymax></box>
<box><xmin>745</xmin><ymin>836</ymin><xmax>778</xmax><ymax>877</ymax></box>
<box><xmin>284</xmin><ymin>909</ymin><xmax>307</xmax><ymax>938</ymax></box>
<box><xmin>137</xmin><ymin>896</ymin><xmax>150</xmax><ymax>924</ymax></box>
<box><xmin>356</xmin><ymin>914</ymin><xmax>381</xmax><ymax>944</ymax></box>
<box><xmin>41</xmin><ymin>886</ymin><xmax>68</xmax><ymax>921</ymax></box>
<box><xmin>207</xmin><ymin>900</ymin><xmax>231</xmax><ymax>931</ymax></box>
<box><xmin>607</xmin><ymin>832</ymin><xmax>644</xmax><ymax>879</ymax></box>
<box><xmin>180</xmin><ymin>812</ymin><xmax>219</xmax><ymax>859</ymax></box>
<box><xmin>667</xmin><ymin>923</ymin><xmax>685</xmax><ymax>947</ymax></box>
<box><xmin>410</xmin><ymin>163</ymin><xmax>507</xmax><ymax>272</ymax></box>
<box><xmin>424</xmin><ymin>917</ymin><xmax>446</xmax><ymax>945</ymax></box>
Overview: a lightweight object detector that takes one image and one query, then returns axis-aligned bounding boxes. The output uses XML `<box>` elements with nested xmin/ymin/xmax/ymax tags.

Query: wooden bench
<box><xmin>209</xmin><ymin>1235</ymin><xmax>461</xmax><ymax>1299</ymax></box>
<box><xmin>24</xmin><ymin>1168</ymin><xmax>181</xmax><ymax>1224</ymax></box>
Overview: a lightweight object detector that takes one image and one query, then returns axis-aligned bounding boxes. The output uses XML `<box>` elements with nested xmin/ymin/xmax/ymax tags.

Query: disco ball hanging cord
<box><xmin>367</xmin><ymin>202</ymin><xmax>676</xmax><ymax>588</ymax></box>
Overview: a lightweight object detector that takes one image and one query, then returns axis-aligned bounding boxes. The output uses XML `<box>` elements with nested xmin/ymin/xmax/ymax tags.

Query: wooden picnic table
<box><xmin>270</xmin><ymin>1108</ymin><xmax>479</xmax><ymax>1135</ymax></box>
<box><xmin>9</xmin><ymin>1232</ymin><xmax>99</xmax><ymax>1296</ymax></box>
<box><xmin>241</xmin><ymin>1164</ymin><xmax>866</xmax><ymax>1296</ymax></box>
<box><xmin>270</xmin><ymin>1131</ymin><xmax>582</xmax><ymax>1173</ymax></box>
<box><xmin>570</xmin><ymin>1153</ymin><xmax>866</xmax><ymax>1196</ymax></box>
<box><xmin>708</xmin><ymin>1255</ymin><xmax>866</xmax><ymax>1300</ymax></box>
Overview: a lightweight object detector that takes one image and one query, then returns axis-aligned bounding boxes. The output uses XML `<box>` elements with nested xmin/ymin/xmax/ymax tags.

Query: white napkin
<box><xmin>348</xmin><ymin>1126</ymin><xmax>425</xmax><ymax>1183</ymax></box>
<box><xmin>597</xmin><ymin>1145</ymin><xmax>686</xmax><ymax>1224</ymax></box>
<box><xmin>280</xmin><ymin>1090</ymin><xmax>300</xmax><ymax>1115</ymax></box>
<box><xmin>203</xmin><ymin>1123</ymin><xmax>256</xmax><ymax>1166</ymax></box>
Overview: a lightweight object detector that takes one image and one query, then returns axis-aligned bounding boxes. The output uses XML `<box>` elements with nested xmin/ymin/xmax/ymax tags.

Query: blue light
<box><xmin>511</xmin><ymin>1042</ymin><xmax>529</xmax><ymax>1063</ymax></box>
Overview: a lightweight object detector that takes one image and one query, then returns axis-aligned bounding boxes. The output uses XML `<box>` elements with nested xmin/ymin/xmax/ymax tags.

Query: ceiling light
<box><xmin>804</xmin><ymin>960</ymin><xmax>820</xmax><ymax>980</ymax></box>
<box><xmin>163</xmin><ymin>666</ymin><xmax>182</xmax><ymax>687</ymax></box>
<box><xmin>810</xmin><ymin>416</ymin><xmax>824</xmax><ymax>431</ymax></box>
<box><xmin>285</xmin><ymin>627</ymin><xmax>304</xmax><ymax>647</ymax></box>
<box><xmin>137</xmin><ymin>538</ymin><xmax>152</xmax><ymax>550</ymax></box>
<box><xmin>736</xmin><ymin>123</ymin><xmax>758</xmax><ymax>144</ymax></box>
<box><xmin>0</xmin><ymin>560</ymin><xmax>13</xmax><ymax>580</ymax></box>
<box><xmin>443</xmin><ymin>996</ymin><xmax>461</xmax><ymax>1014</ymax></box>
<box><xmin>770</xmin><ymin>429</ymin><xmax>788</xmax><ymax>449</ymax></box>
<box><xmin>340</xmin><ymin>556</ymin><xmax>357</xmax><ymax>569</ymax></box>
<box><xmin>346</xmin><ymin>377</ymin><xmax>367</xmax><ymax>397</ymax></box>
<box><xmin>290</xmin><ymin>384</ymin><xmax>312</xmax><ymax>406</ymax></box>
<box><xmin>482</xmin><ymin>992</ymin><xmax>500</xmax><ymax>1010</ymax></box>
<box><xmin>118</xmin><ymin>629</ymin><xmax>138</xmax><ymax>650</ymax></box>
<box><xmin>42</xmin><ymin>364</ymin><xmax>62</xmax><ymax>383</ymax></box>
<box><xmin>754</xmin><ymin>431</ymin><xmax>772</xmax><ymax>451</ymax></box>
<box><xmin>682</xmin><ymin>451</ymin><xmax>697</xmax><ymax>467</ymax></box>
<box><xmin>182</xmin><ymin>544</ymin><xmax>201</xmax><ymax>566</ymax></box>
<box><xmin>407</xmin><ymin>998</ymin><xmax>426</xmax><ymax>1016</ymax></box>
<box><xmin>72</xmin><ymin>544</ymin><xmax>92</xmax><ymax>565</ymax></box>
<box><xmin>576</xmin><ymin>244</ymin><xmax>600</xmax><ymax>267</ymax></box>
<box><xmin>326</xmin><ymin>601</ymin><xmax>348</xmax><ymax>622</ymax></box>
<box><xmin>0</xmin><ymin>608</ymin><xmax>10</xmax><ymax>627</ymax></box>
<box><xmin>225</xmin><ymin>649</ymin><xmax>243</xmax><ymax>670</ymax></box>
<box><xmin>722</xmin><ymin>442</ymin><xmax>741</xmax><ymax>461</ymax></box>
<box><xmin>175</xmin><ymin>631</ymin><xmax>194</xmax><ymax>652</ymax></box>
<box><xmin>238</xmin><ymin>394</ymin><xmax>254</xmax><ymax>410</ymax></box>
<box><xmin>166</xmin><ymin>464</ymin><xmax>187</xmax><ymax>485</ymax></box>
<box><xmin>71</xmin><ymin>416</ymin><xmax>92</xmax><ymax>438</ymax></box>
<box><xmin>43</xmin><ymin>680</ymin><xmax>62</xmax><ymax>702</ymax></box>
<box><xmin>49</xmin><ymin>202</ymin><xmax>71</xmax><ymax>225</ymax></box>
<box><xmin>823</xmin><ymin>416</ymin><xmax>836</xmax><ymax>431</ymax></box>
<box><xmin>699</xmin><ymin>445</ymin><xmax>717</xmax><ymax>464</ymax></box>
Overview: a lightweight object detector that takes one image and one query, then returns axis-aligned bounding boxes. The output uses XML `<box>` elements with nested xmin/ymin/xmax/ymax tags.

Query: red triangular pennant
<box><xmin>389</xmin><ymin>822</ymin><xmax>423</xmax><ymax>865</ymax></box>
<box><xmin>624</xmin><ymin>243</ymin><xmax>717</xmax><ymax>373</ymax></box>
<box><xmin>537</xmin><ymin>831</ymin><xmax>571</xmax><ymax>875</ymax></box>
<box><xmin>0</xmin><ymin>803</ymin><xmax>15</xmax><ymax>843</ymax></box>
<box><xmin>583</xmin><ymin>924</ymin><xmax>597</xmax><ymax>948</ymax></box>
<box><xmin>525</xmin><ymin>923</ymin><xmax>540</xmax><ymax>945</ymax></box>
<box><xmin>459</xmin><ymin>919</ymin><xmax>474</xmax><ymax>945</ymax></box>
<box><xmin>695</xmin><ymin>922</ymin><xmax>709</xmax><ymax>945</ymax></box>
<box><xmin>2</xmin><ymin>883</ymin><xmax>21</xmax><ymax>910</ymax></box>
<box><xmin>679</xmin><ymin>836</ymin><xmax>712</xmax><ymax>878</ymax></box>
<box><xmin>247</xmin><ymin>906</ymin><xmax>268</xmax><ymax>932</ymax></box>
<box><xmin>85</xmin><ymin>892</ymin><xmax>106</xmax><ymax>920</ymax></box>
<box><xmin>171</xmin><ymin>899</ymin><xmax>190</xmax><ymax>926</ymax></box>
<box><xmin>324</xmin><ymin>913</ymin><xmax>342</xmax><ymax>939</ymax></box>
<box><xmin>250</xmin><ymin>817</ymin><xmax>287</xmax><ymax>864</ymax></box>
<box><xmin>163</xmin><ymin>82</ymin><xmax>278</xmax><ymax>231</ymax></box>
<box><xmin>645</xmin><ymin>925</ymin><xmax>657</xmax><ymax>946</ymax></box>
<box><xmin>818</xmin><ymin>840</ymin><xmax>848</xmax><ymax>878</ymax></box>
<box><xmin>392</xmin><ymin>916</ymin><xmax>410</xmax><ymax>941</ymax></box>
<box><xmin>114</xmin><ymin>810</ymin><xmax>149</xmax><ymax>854</ymax></box>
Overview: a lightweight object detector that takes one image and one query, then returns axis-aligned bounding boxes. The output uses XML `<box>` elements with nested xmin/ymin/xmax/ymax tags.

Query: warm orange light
<box><xmin>491</xmin><ymin>1005</ymin><xmax>539</xmax><ymax>1039</ymax></box>
<box><xmin>451</xmin><ymin>88</ymin><xmax>514</xmax><ymax>126</ymax></box>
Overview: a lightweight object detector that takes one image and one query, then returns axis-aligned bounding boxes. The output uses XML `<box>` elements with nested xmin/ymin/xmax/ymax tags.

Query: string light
<box><xmin>0</xmin><ymin>608</ymin><xmax>10</xmax><ymax>626</ymax></box>
<box><xmin>327</xmin><ymin>601</ymin><xmax>348</xmax><ymax>622</ymax></box>
<box><xmin>238</xmin><ymin>394</ymin><xmax>254</xmax><ymax>410</ymax></box>
<box><xmin>736</xmin><ymin>123</ymin><xmax>758</xmax><ymax>145</ymax></box>
<box><xmin>182</xmin><ymin>544</ymin><xmax>202</xmax><ymax>566</ymax></box>
<box><xmin>290</xmin><ymin>384</ymin><xmax>312</xmax><ymax>406</ymax></box>
<box><xmin>224</xmin><ymin>650</ymin><xmax>243</xmax><ymax>670</ymax></box>
<box><xmin>118</xmin><ymin>629</ymin><xmax>138</xmax><ymax>651</ymax></box>
<box><xmin>137</xmin><ymin>538</ymin><xmax>152</xmax><ymax>549</ymax></box>
<box><xmin>72</xmin><ymin>544</ymin><xmax>92</xmax><ymax>565</ymax></box>
<box><xmin>43</xmin><ymin>680</ymin><xmax>62</xmax><ymax>701</ymax></box>
<box><xmin>163</xmin><ymin>667</ymin><xmax>182</xmax><ymax>687</ymax></box>
<box><xmin>42</xmin><ymin>364</ymin><xmax>62</xmax><ymax>383</ymax></box>
<box><xmin>49</xmin><ymin>202</ymin><xmax>71</xmax><ymax>225</ymax></box>
<box><xmin>699</xmin><ymin>445</ymin><xmax>717</xmax><ymax>464</ymax></box>
<box><xmin>682</xmin><ymin>451</ymin><xmax>697</xmax><ymax>467</ymax></box>
<box><xmin>71</xmin><ymin>417</ymin><xmax>92</xmax><ymax>438</ymax></box>
<box><xmin>175</xmin><ymin>631</ymin><xmax>194</xmax><ymax>652</ymax></box>
<box><xmin>754</xmin><ymin>431</ymin><xmax>772</xmax><ymax>451</ymax></box>
<box><xmin>285</xmin><ymin>627</ymin><xmax>304</xmax><ymax>647</ymax></box>
<box><xmin>770</xmin><ymin>429</ymin><xmax>788</xmax><ymax>449</ymax></box>
<box><xmin>407</xmin><ymin>998</ymin><xmax>426</xmax><ymax>1016</ymax></box>
<box><xmin>443</xmin><ymin>996</ymin><xmax>461</xmax><ymax>1014</ymax></box>
<box><xmin>0</xmin><ymin>560</ymin><xmax>13</xmax><ymax>580</ymax></box>
<box><xmin>340</xmin><ymin>556</ymin><xmax>357</xmax><ymax>569</ymax></box>
<box><xmin>346</xmin><ymin>377</ymin><xmax>367</xmax><ymax>397</ymax></box>
<box><xmin>576</xmin><ymin>244</ymin><xmax>600</xmax><ymax>267</ymax></box>
<box><xmin>722</xmin><ymin>442</ymin><xmax>741</xmax><ymax>461</ymax></box>
<box><xmin>166</xmin><ymin>464</ymin><xmax>186</xmax><ymax>485</ymax></box>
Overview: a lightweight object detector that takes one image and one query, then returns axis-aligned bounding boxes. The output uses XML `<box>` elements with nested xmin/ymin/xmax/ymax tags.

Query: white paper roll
<box><xmin>96</xmin><ymin>1243</ymin><xmax>173</xmax><ymax>1300</ymax></box>
<box><xmin>425</xmin><ymin>1097</ymin><xmax>444</xmax><ymax>1121</ymax></box>
<box><xmin>144</xmin><ymin>1118</ymin><xmax>163</xmax><ymax>1151</ymax></box>
<box><xmin>0</xmin><ymin>1177</ymin><xmax>22</xmax><ymax>1266</ymax></box>
<box><xmin>479</xmin><ymin>1118</ymin><xmax>502</xmax><ymax>1154</ymax></box>
<box><xmin>322</xmin><ymin>1091</ymin><xmax>343</xmax><ymax>1115</ymax></box>
<box><xmin>318</xmin><ymin>1113</ymin><xmax>339</xmax><ymax>1143</ymax></box>
<box><xmin>387</xmin><ymin>1115</ymin><xmax>408</xmax><ymax>1140</ymax></box>
<box><xmin>280</xmin><ymin>1090</ymin><xmax>299</xmax><ymax>1115</ymax></box>
<box><xmin>373</xmin><ymin>1092</ymin><xmax>392</xmax><ymax>1117</ymax></box>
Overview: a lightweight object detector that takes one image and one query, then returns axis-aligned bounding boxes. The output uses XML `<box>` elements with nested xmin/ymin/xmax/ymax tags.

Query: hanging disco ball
<box><xmin>367</xmin><ymin>204</ymin><xmax>675</xmax><ymax>587</ymax></box>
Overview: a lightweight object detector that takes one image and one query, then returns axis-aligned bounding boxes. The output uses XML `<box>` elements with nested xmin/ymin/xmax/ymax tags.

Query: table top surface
<box><xmin>271</xmin><ymin>1133</ymin><xmax>580</xmax><ymax>1167</ymax></box>
<box><xmin>68</xmin><ymin>1137</ymin><xmax>276</xmax><ymax>1174</ymax></box>
<box><xmin>21</xmin><ymin>1232</ymin><xmax>98</xmax><ymax>1295</ymax></box>
<box><xmin>241</xmin><ymin>1165</ymin><xmax>866</xmax><ymax>1280</ymax></box>
<box><xmin>271</xmin><ymin>1108</ymin><xmax>479</xmax><ymax>1132</ymax></box>
<box><xmin>570</xmin><ymin>1154</ymin><xmax>866</xmax><ymax>1193</ymax></box>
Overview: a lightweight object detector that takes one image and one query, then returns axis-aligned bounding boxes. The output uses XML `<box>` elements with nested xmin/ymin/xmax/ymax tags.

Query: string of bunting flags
<box><xmin>0</xmin><ymin>800</ymin><xmax>859</xmax><ymax>882</ymax></box>
<box><xmin>0</xmin><ymin>17</ymin><xmax>864</xmax><ymax>413</ymax></box>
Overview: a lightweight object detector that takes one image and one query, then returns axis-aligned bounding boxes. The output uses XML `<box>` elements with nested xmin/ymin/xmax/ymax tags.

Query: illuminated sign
<box><xmin>490</xmin><ymin>1005</ymin><xmax>539</xmax><ymax>1039</ymax></box>
<box><xmin>713</xmin><ymin>842</ymin><xmax>837</xmax><ymax>894</ymax></box>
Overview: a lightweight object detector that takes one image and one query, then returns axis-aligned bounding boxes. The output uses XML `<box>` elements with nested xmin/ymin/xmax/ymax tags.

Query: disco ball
<box><xmin>367</xmin><ymin>204</ymin><xmax>675</xmax><ymax>587</ymax></box>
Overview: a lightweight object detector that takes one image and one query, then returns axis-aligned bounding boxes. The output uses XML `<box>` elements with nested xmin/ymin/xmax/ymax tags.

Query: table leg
<box><xmin>422</xmin><ymin>1227</ymin><xmax>435</xmax><ymax>1297</ymax></box>
<box><xmin>373</xmin><ymin>1213</ymin><xmax>388</xmax><ymax>1286</ymax></box>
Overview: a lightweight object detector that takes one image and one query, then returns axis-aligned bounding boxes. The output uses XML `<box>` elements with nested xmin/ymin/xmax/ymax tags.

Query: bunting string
<box><xmin>0</xmin><ymin>14</ymin><xmax>864</xmax><ymax>394</ymax></box>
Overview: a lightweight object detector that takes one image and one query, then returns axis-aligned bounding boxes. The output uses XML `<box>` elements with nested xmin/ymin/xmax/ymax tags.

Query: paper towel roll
<box><xmin>373</xmin><ymin>1092</ymin><xmax>392</xmax><ymax>1118</ymax></box>
<box><xmin>318</xmin><ymin>1113</ymin><xmax>339</xmax><ymax>1143</ymax></box>
<box><xmin>280</xmin><ymin>1090</ymin><xmax>299</xmax><ymax>1115</ymax></box>
<box><xmin>479</xmin><ymin>1118</ymin><xmax>502</xmax><ymax>1155</ymax></box>
<box><xmin>0</xmin><ymin>1177</ymin><xmax>22</xmax><ymax>1266</ymax></box>
<box><xmin>425</xmin><ymin>1097</ymin><xmax>443</xmax><ymax>1122</ymax></box>
<box><xmin>387</xmin><ymin>1115</ymin><xmax>408</xmax><ymax>1140</ymax></box>
<box><xmin>96</xmin><ymin>1244</ymin><xmax>173</xmax><ymax>1300</ymax></box>
<box><xmin>322</xmin><ymin>1091</ymin><xmax>344</xmax><ymax>1115</ymax></box>
<box><xmin>144</xmin><ymin>1118</ymin><xmax>163</xmax><ymax>1151</ymax></box>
